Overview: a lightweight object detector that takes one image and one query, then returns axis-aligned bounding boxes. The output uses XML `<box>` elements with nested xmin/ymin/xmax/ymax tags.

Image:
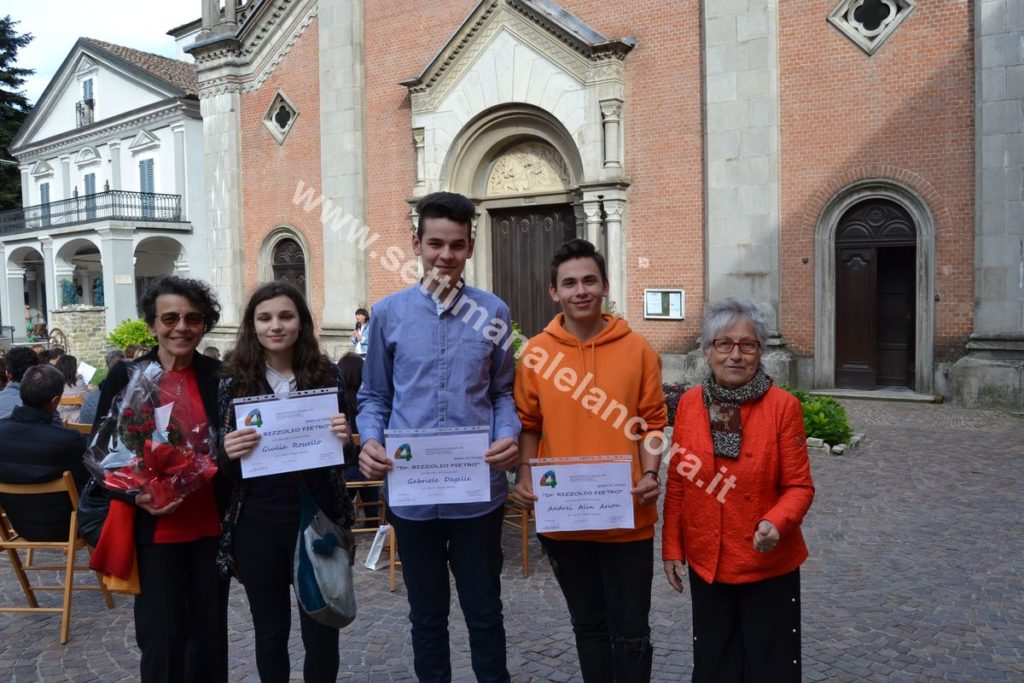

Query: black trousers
<box><xmin>538</xmin><ymin>536</ymin><xmax>654</xmax><ymax>683</ymax></box>
<box><xmin>687</xmin><ymin>567</ymin><xmax>801</xmax><ymax>683</ymax></box>
<box><xmin>234</xmin><ymin>513</ymin><xmax>340</xmax><ymax>683</ymax></box>
<box><xmin>134</xmin><ymin>537</ymin><xmax>229</xmax><ymax>683</ymax></box>
<box><xmin>388</xmin><ymin>506</ymin><xmax>510</xmax><ymax>683</ymax></box>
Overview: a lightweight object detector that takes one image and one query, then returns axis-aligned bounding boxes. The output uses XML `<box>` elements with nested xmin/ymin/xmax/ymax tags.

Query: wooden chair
<box><xmin>503</xmin><ymin>506</ymin><xmax>534</xmax><ymax>576</ymax></box>
<box><xmin>64</xmin><ymin>422</ymin><xmax>92</xmax><ymax>436</ymax></box>
<box><xmin>0</xmin><ymin>472</ymin><xmax>115</xmax><ymax>643</ymax></box>
<box><xmin>58</xmin><ymin>395</ymin><xmax>84</xmax><ymax>408</ymax></box>
<box><xmin>346</xmin><ymin>480</ymin><xmax>386</xmax><ymax>533</ymax></box>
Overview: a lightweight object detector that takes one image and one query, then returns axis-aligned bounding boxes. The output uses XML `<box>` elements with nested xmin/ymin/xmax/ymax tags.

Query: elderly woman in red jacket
<box><xmin>662</xmin><ymin>298</ymin><xmax>814</xmax><ymax>683</ymax></box>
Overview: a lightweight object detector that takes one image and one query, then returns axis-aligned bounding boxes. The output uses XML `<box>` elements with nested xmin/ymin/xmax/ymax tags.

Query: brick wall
<box><xmin>778</xmin><ymin>1</ymin><xmax>975</xmax><ymax>360</ymax></box>
<box><xmin>239</xmin><ymin>20</ymin><xmax>324</xmax><ymax>322</ymax></box>
<box><xmin>363</xmin><ymin>1</ymin><xmax>704</xmax><ymax>353</ymax></box>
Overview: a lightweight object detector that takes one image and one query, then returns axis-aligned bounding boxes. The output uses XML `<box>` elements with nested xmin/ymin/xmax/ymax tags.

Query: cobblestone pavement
<box><xmin>1</xmin><ymin>399</ymin><xmax>1022</xmax><ymax>681</ymax></box>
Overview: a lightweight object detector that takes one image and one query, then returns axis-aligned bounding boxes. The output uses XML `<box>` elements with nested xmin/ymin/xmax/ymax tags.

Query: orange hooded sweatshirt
<box><xmin>514</xmin><ymin>313</ymin><xmax>667</xmax><ymax>542</ymax></box>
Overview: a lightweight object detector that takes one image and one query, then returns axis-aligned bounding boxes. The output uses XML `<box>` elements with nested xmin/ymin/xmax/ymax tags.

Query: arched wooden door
<box><xmin>489</xmin><ymin>206</ymin><xmax>576</xmax><ymax>337</ymax></box>
<box><xmin>272</xmin><ymin>238</ymin><xmax>307</xmax><ymax>294</ymax></box>
<box><xmin>835</xmin><ymin>200</ymin><xmax>916</xmax><ymax>389</ymax></box>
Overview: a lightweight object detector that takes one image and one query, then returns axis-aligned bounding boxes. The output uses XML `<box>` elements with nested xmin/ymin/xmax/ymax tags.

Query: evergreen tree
<box><xmin>0</xmin><ymin>16</ymin><xmax>33</xmax><ymax>211</ymax></box>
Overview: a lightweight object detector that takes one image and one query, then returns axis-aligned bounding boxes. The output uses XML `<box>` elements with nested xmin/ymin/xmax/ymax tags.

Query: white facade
<box><xmin>1</xmin><ymin>38</ymin><xmax>207</xmax><ymax>339</ymax></box>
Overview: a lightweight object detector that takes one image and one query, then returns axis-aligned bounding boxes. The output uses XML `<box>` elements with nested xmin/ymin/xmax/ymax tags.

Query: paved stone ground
<box><xmin>1</xmin><ymin>399</ymin><xmax>1022</xmax><ymax>681</ymax></box>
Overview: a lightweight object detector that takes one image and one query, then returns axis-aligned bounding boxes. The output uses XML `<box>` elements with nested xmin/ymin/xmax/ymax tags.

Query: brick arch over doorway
<box><xmin>814</xmin><ymin>179</ymin><xmax>936</xmax><ymax>394</ymax></box>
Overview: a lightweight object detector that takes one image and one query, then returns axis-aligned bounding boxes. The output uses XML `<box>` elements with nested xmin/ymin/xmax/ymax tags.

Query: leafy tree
<box><xmin>0</xmin><ymin>16</ymin><xmax>33</xmax><ymax>211</ymax></box>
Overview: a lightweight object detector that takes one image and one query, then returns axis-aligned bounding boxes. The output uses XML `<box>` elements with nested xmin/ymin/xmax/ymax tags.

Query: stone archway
<box><xmin>56</xmin><ymin>238</ymin><xmax>103</xmax><ymax>307</ymax></box>
<box><xmin>4</xmin><ymin>246</ymin><xmax>47</xmax><ymax>338</ymax></box>
<box><xmin>814</xmin><ymin>179</ymin><xmax>936</xmax><ymax>393</ymax></box>
<box><xmin>259</xmin><ymin>227</ymin><xmax>310</xmax><ymax>297</ymax></box>
<box><xmin>134</xmin><ymin>236</ymin><xmax>185</xmax><ymax>314</ymax></box>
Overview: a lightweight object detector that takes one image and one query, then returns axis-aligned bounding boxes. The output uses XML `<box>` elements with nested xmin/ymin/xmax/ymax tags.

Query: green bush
<box><xmin>107</xmin><ymin>318</ymin><xmax>156</xmax><ymax>350</ymax></box>
<box><xmin>510</xmin><ymin>320</ymin><xmax>525</xmax><ymax>363</ymax></box>
<box><xmin>781</xmin><ymin>386</ymin><xmax>853</xmax><ymax>445</ymax></box>
<box><xmin>90</xmin><ymin>367</ymin><xmax>108</xmax><ymax>387</ymax></box>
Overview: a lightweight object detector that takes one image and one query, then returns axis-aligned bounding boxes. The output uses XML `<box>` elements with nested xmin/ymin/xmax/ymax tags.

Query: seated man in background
<box><xmin>0</xmin><ymin>364</ymin><xmax>90</xmax><ymax>541</ymax></box>
<box><xmin>0</xmin><ymin>347</ymin><xmax>41</xmax><ymax>420</ymax></box>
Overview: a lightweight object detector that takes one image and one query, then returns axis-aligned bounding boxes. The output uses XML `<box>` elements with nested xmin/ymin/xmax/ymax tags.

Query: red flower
<box><xmin>141</xmin><ymin>405</ymin><xmax>153</xmax><ymax>415</ymax></box>
<box><xmin>123</xmin><ymin>408</ymin><xmax>135</xmax><ymax>418</ymax></box>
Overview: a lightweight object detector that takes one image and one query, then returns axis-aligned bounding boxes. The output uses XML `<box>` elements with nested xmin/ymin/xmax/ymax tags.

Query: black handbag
<box><xmin>77</xmin><ymin>476</ymin><xmax>111</xmax><ymax>547</ymax></box>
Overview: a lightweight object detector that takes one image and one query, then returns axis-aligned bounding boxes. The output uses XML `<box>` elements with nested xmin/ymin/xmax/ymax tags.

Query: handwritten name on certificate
<box><xmin>385</xmin><ymin>426</ymin><xmax>491</xmax><ymax>506</ymax></box>
<box><xmin>233</xmin><ymin>388</ymin><xmax>343</xmax><ymax>479</ymax></box>
<box><xmin>531</xmin><ymin>457</ymin><xmax>635</xmax><ymax>533</ymax></box>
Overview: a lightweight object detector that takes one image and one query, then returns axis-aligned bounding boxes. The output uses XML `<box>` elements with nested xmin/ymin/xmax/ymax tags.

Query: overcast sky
<box><xmin>8</xmin><ymin>1</ymin><xmax>201</xmax><ymax>105</ymax></box>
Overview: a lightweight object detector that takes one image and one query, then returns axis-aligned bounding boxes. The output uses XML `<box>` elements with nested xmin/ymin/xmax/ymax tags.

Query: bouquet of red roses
<box><xmin>86</xmin><ymin>362</ymin><xmax>217</xmax><ymax>509</ymax></box>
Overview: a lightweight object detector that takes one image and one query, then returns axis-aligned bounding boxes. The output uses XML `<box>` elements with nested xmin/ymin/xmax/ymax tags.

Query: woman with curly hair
<box><xmin>215</xmin><ymin>281</ymin><xmax>354</xmax><ymax>683</ymax></box>
<box><xmin>93</xmin><ymin>276</ymin><xmax>229</xmax><ymax>683</ymax></box>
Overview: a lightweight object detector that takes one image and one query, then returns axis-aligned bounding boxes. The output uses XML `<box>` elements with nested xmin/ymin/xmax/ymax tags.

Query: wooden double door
<box><xmin>835</xmin><ymin>200</ymin><xmax>917</xmax><ymax>390</ymax></box>
<box><xmin>489</xmin><ymin>205</ymin><xmax>577</xmax><ymax>337</ymax></box>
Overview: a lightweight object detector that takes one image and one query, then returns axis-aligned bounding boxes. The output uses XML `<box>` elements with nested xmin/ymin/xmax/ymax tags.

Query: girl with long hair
<box><xmin>214</xmin><ymin>281</ymin><xmax>355</xmax><ymax>683</ymax></box>
<box><xmin>54</xmin><ymin>354</ymin><xmax>86</xmax><ymax>423</ymax></box>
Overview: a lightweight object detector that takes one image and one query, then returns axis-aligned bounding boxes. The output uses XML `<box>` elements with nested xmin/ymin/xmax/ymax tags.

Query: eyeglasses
<box><xmin>158</xmin><ymin>312</ymin><xmax>205</xmax><ymax>328</ymax></box>
<box><xmin>711</xmin><ymin>338</ymin><xmax>760</xmax><ymax>354</ymax></box>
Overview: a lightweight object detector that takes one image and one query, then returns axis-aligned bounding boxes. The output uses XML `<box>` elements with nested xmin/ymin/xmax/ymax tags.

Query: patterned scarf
<box><xmin>701</xmin><ymin>364</ymin><xmax>773</xmax><ymax>459</ymax></box>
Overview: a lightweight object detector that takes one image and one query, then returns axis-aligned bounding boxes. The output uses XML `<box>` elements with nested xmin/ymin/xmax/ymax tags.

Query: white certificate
<box><xmin>531</xmin><ymin>457</ymin><xmax>635</xmax><ymax>533</ymax></box>
<box><xmin>385</xmin><ymin>426</ymin><xmax>491</xmax><ymax>506</ymax></box>
<box><xmin>233</xmin><ymin>388</ymin><xmax>344</xmax><ymax>479</ymax></box>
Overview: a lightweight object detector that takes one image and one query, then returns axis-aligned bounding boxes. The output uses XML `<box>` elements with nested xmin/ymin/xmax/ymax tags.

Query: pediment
<box><xmin>75</xmin><ymin>55</ymin><xmax>98</xmax><ymax>77</ymax></box>
<box><xmin>75</xmin><ymin>146</ymin><xmax>101</xmax><ymax>166</ymax></box>
<box><xmin>128</xmin><ymin>129</ymin><xmax>160</xmax><ymax>153</ymax></box>
<box><xmin>30</xmin><ymin>160</ymin><xmax>54</xmax><ymax>178</ymax></box>
<box><xmin>401</xmin><ymin>0</ymin><xmax>633</xmax><ymax>113</ymax></box>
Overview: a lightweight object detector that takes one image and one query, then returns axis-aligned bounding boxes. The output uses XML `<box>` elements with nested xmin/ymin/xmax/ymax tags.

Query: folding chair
<box><xmin>0</xmin><ymin>471</ymin><xmax>115</xmax><ymax>643</ymax></box>
<box><xmin>59</xmin><ymin>395</ymin><xmax>85</xmax><ymax>426</ymax></box>
<box><xmin>503</xmin><ymin>506</ymin><xmax>534</xmax><ymax>576</ymax></box>
<box><xmin>346</xmin><ymin>480</ymin><xmax>387</xmax><ymax>533</ymax></box>
<box><xmin>64</xmin><ymin>422</ymin><xmax>92</xmax><ymax>436</ymax></box>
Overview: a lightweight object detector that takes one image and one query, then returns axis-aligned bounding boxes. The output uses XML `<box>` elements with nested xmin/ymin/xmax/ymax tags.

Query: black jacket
<box><xmin>0</xmin><ymin>405</ymin><xmax>90</xmax><ymax>541</ymax></box>
<box><xmin>92</xmin><ymin>349</ymin><xmax>230</xmax><ymax>544</ymax></box>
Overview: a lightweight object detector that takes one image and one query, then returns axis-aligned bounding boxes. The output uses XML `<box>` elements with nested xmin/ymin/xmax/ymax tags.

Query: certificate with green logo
<box><xmin>531</xmin><ymin>456</ymin><xmax>635</xmax><ymax>532</ymax></box>
<box><xmin>232</xmin><ymin>388</ymin><xmax>343</xmax><ymax>478</ymax></box>
<box><xmin>385</xmin><ymin>426</ymin><xmax>491</xmax><ymax>506</ymax></box>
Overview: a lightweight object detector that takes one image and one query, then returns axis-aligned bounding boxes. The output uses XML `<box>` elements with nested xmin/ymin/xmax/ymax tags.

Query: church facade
<box><xmin>178</xmin><ymin>0</ymin><xmax>1024</xmax><ymax>410</ymax></box>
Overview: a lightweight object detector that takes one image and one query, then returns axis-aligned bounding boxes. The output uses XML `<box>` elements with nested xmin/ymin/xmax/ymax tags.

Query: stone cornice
<box><xmin>13</xmin><ymin>100</ymin><xmax>200</xmax><ymax>162</ymax></box>
<box><xmin>402</xmin><ymin>0</ymin><xmax>631</xmax><ymax>114</ymax></box>
<box><xmin>190</xmin><ymin>0</ymin><xmax>318</xmax><ymax>99</ymax></box>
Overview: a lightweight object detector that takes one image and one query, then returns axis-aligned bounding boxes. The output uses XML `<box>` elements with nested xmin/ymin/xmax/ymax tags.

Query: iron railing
<box><xmin>0</xmin><ymin>189</ymin><xmax>183</xmax><ymax>235</ymax></box>
<box><xmin>76</xmin><ymin>99</ymin><xmax>94</xmax><ymax>127</ymax></box>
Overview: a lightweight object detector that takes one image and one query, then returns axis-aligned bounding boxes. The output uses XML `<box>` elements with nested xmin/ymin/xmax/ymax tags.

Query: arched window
<box><xmin>272</xmin><ymin>238</ymin><xmax>306</xmax><ymax>291</ymax></box>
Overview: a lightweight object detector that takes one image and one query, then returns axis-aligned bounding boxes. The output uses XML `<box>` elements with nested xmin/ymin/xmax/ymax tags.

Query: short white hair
<box><xmin>700</xmin><ymin>298</ymin><xmax>769</xmax><ymax>354</ymax></box>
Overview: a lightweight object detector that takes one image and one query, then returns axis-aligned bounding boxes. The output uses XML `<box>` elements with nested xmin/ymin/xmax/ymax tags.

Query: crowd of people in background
<box><xmin>0</xmin><ymin>190</ymin><xmax>814</xmax><ymax>683</ymax></box>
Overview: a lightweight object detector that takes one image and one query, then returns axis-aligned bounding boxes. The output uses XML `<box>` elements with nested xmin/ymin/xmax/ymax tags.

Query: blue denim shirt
<box><xmin>357</xmin><ymin>282</ymin><xmax>521</xmax><ymax>520</ymax></box>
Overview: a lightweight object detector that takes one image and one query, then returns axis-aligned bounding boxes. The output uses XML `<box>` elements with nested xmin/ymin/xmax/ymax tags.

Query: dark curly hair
<box><xmin>139</xmin><ymin>276</ymin><xmax>221</xmax><ymax>333</ymax></box>
<box><xmin>222</xmin><ymin>281</ymin><xmax>337</xmax><ymax>398</ymax></box>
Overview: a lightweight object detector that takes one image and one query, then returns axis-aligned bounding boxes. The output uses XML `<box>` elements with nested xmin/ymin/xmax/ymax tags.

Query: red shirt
<box><xmin>152</xmin><ymin>366</ymin><xmax>221</xmax><ymax>543</ymax></box>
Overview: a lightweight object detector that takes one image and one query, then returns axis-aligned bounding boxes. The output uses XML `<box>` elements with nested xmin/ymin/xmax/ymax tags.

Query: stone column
<box><xmin>198</xmin><ymin>88</ymin><xmax>245</xmax><ymax>326</ymax></box>
<box><xmin>172</xmin><ymin>124</ymin><xmax>187</xmax><ymax>220</ymax></box>
<box><xmin>604</xmin><ymin>197</ymin><xmax>626</xmax><ymax>316</ymax></box>
<box><xmin>413</xmin><ymin>128</ymin><xmax>426</xmax><ymax>191</ymax></box>
<box><xmin>950</xmin><ymin>2</ymin><xmax>1024</xmax><ymax>410</ymax></box>
<box><xmin>40</xmin><ymin>238</ymin><xmax>57</xmax><ymax>326</ymax></box>
<box><xmin>97</xmin><ymin>227</ymin><xmax>137</xmax><ymax>331</ymax></box>
<box><xmin>54</xmin><ymin>260</ymin><xmax>76</xmax><ymax>308</ymax></box>
<box><xmin>703</xmin><ymin>0</ymin><xmax>782</xmax><ymax>335</ymax></box>
<box><xmin>60</xmin><ymin>157</ymin><xmax>71</xmax><ymax>201</ymax></box>
<box><xmin>581</xmin><ymin>197</ymin><xmax>603</xmax><ymax>250</ymax></box>
<box><xmin>600</xmin><ymin>99</ymin><xmax>623</xmax><ymax>169</ymax></box>
<box><xmin>1</xmin><ymin>257</ymin><xmax>26</xmax><ymax>340</ymax></box>
<box><xmin>19</xmin><ymin>168</ymin><xmax>29</xmax><ymax>207</ymax></box>
<box><xmin>319</xmin><ymin>0</ymin><xmax>368</xmax><ymax>328</ymax></box>
<box><xmin>109</xmin><ymin>141</ymin><xmax>122</xmax><ymax>190</ymax></box>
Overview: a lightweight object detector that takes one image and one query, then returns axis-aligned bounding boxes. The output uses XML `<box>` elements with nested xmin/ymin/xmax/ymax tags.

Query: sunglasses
<box><xmin>158</xmin><ymin>312</ymin><xmax>205</xmax><ymax>327</ymax></box>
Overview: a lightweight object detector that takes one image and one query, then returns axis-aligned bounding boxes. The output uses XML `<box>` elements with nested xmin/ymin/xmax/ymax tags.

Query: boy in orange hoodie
<box><xmin>511</xmin><ymin>238</ymin><xmax>667</xmax><ymax>683</ymax></box>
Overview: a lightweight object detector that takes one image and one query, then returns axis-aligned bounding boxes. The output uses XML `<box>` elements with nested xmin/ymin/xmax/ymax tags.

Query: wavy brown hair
<box><xmin>223</xmin><ymin>281</ymin><xmax>336</xmax><ymax>398</ymax></box>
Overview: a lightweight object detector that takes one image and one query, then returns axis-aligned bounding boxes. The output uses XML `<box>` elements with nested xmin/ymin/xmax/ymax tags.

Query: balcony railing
<box><xmin>0</xmin><ymin>190</ymin><xmax>183</xmax><ymax>235</ymax></box>
<box><xmin>76</xmin><ymin>99</ymin><xmax>95</xmax><ymax>127</ymax></box>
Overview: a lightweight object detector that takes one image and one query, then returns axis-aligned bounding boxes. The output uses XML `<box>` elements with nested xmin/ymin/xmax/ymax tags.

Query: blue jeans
<box><xmin>538</xmin><ymin>536</ymin><xmax>654</xmax><ymax>683</ymax></box>
<box><xmin>388</xmin><ymin>506</ymin><xmax>510</xmax><ymax>683</ymax></box>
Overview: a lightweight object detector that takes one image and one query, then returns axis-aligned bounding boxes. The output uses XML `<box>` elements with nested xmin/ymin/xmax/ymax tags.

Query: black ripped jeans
<box><xmin>538</xmin><ymin>536</ymin><xmax>654</xmax><ymax>683</ymax></box>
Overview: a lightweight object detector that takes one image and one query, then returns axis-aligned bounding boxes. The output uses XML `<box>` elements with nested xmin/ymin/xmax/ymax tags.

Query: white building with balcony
<box><xmin>1</xmin><ymin>38</ymin><xmax>207</xmax><ymax>342</ymax></box>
